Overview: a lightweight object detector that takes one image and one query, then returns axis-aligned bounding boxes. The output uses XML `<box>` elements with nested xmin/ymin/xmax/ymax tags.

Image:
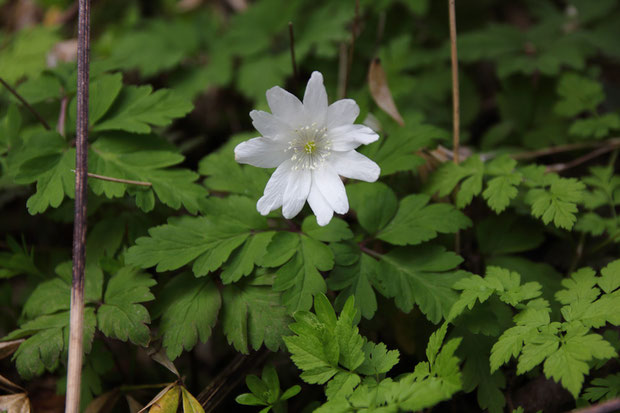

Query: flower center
<box><xmin>288</xmin><ymin>124</ymin><xmax>331</xmax><ymax>170</ymax></box>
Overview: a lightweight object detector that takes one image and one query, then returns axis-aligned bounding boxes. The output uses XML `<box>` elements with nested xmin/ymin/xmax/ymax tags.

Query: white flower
<box><xmin>234</xmin><ymin>71</ymin><xmax>380</xmax><ymax>226</ymax></box>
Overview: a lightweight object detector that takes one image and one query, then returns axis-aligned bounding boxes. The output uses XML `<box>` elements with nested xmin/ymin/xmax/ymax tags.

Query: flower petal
<box><xmin>282</xmin><ymin>168</ymin><xmax>311</xmax><ymax>219</ymax></box>
<box><xmin>327</xmin><ymin>99</ymin><xmax>359</xmax><ymax>129</ymax></box>
<box><xmin>256</xmin><ymin>161</ymin><xmax>292</xmax><ymax>215</ymax></box>
<box><xmin>313</xmin><ymin>166</ymin><xmax>348</xmax><ymax>214</ymax></box>
<box><xmin>307</xmin><ymin>182</ymin><xmax>334</xmax><ymax>226</ymax></box>
<box><xmin>329</xmin><ymin>124</ymin><xmax>379</xmax><ymax>151</ymax></box>
<box><xmin>234</xmin><ymin>137</ymin><xmax>289</xmax><ymax>168</ymax></box>
<box><xmin>303</xmin><ymin>71</ymin><xmax>328</xmax><ymax>126</ymax></box>
<box><xmin>330</xmin><ymin>150</ymin><xmax>381</xmax><ymax>182</ymax></box>
<box><xmin>250</xmin><ymin>110</ymin><xmax>292</xmax><ymax>139</ymax></box>
<box><xmin>266</xmin><ymin>86</ymin><xmax>305</xmax><ymax>128</ymax></box>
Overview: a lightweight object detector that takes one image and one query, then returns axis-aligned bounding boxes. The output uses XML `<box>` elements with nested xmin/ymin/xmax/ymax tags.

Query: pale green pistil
<box><xmin>304</xmin><ymin>141</ymin><xmax>317</xmax><ymax>154</ymax></box>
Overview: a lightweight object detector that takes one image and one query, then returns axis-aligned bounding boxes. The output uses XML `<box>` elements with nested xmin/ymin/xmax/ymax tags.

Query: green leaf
<box><xmin>78</xmin><ymin>73</ymin><xmax>124</xmax><ymax>126</ymax></box>
<box><xmin>356</xmin><ymin>342</ymin><xmax>400</xmax><ymax>376</ymax></box>
<box><xmin>89</xmin><ymin>133</ymin><xmax>207</xmax><ymax>213</ymax></box>
<box><xmin>22</xmin><ymin>261</ymin><xmax>103</xmax><ymax>319</ymax></box>
<box><xmin>569</xmin><ymin>114</ymin><xmax>620</xmax><ymax>139</ymax></box>
<box><xmin>97</xmin><ymin>266</ymin><xmax>156</xmax><ymax>346</ymax></box>
<box><xmin>221</xmin><ymin>232</ymin><xmax>275</xmax><ymax>284</ymax></box>
<box><xmin>93</xmin><ymin>85</ymin><xmax>193</xmax><ymax>134</ymax></box>
<box><xmin>198</xmin><ymin>134</ymin><xmax>270</xmax><ymax>198</ymax></box>
<box><xmin>584</xmin><ymin>373</ymin><xmax>620</xmax><ymax>402</ymax></box>
<box><xmin>334</xmin><ymin>297</ymin><xmax>365</xmax><ymax>371</ymax></box>
<box><xmin>8</xmin><ymin>309</ymin><xmax>96</xmax><ymax>380</ymax></box>
<box><xmin>0</xmin><ymin>26</ymin><xmax>59</xmax><ymax>84</ymax></box>
<box><xmin>482</xmin><ymin>156</ymin><xmax>522</xmax><ymax>213</ymax></box>
<box><xmin>378</xmin><ymin>194</ymin><xmax>471</xmax><ymax>245</ymax></box>
<box><xmin>527</xmin><ymin>176</ymin><xmax>585</xmax><ymax>230</ymax></box>
<box><xmin>544</xmin><ymin>331</ymin><xmax>616</xmax><ymax>398</ymax></box>
<box><xmin>221</xmin><ymin>273</ymin><xmax>291</xmax><ymax>354</ymax></box>
<box><xmin>554</xmin><ymin>73</ymin><xmax>604</xmax><ymax>117</ymax></box>
<box><xmin>347</xmin><ymin>182</ymin><xmax>398</xmax><ymax>235</ymax></box>
<box><xmin>360</xmin><ymin>124</ymin><xmax>449</xmax><ymax>176</ymax></box>
<box><xmin>328</xmin><ymin>253</ymin><xmax>379</xmax><ymax>321</ymax></box>
<box><xmin>376</xmin><ymin>245</ymin><xmax>467</xmax><ymax>323</ymax></box>
<box><xmin>272</xmin><ymin>234</ymin><xmax>333</xmax><ymax>313</ymax></box>
<box><xmin>16</xmin><ymin>73</ymin><xmax>62</xmax><ymax>104</ymax></box>
<box><xmin>476</xmin><ymin>214</ymin><xmax>544</xmax><ymax>256</ymax></box>
<box><xmin>108</xmin><ymin>19</ymin><xmax>200</xmax><ymax>77</ymax></box>
<box><xmin>301</xmin><ymin>217</ymin><xmax>353</xmax><ymax>242</ymax></box>
<box><xmin>11</xmin><ymin>131</ymin><xmax>75</xmax><ymax>214</ymax></box>
<box><xmin>152</xmin><ymin>273</ymin><xmax>221</xmax><ymax>360</ymax></box>
<box><xmin>425</xmin><ymin>156</ymin><xmax>484</xmax><ymax>209</ymax></box>
<box><xmin>126</xmin><ymin>197</ymin><xmax>268</xmax><ymax>276</ymax></box>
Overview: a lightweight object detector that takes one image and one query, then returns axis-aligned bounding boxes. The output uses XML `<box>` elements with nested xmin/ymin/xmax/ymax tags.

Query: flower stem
<box><xmin>0</xmin><ymin>77</ymin><xmax>51</xmax><ymax>130</ymax></box>
<box><xmin>65</xmin><ymin>0</ymin><xmax>90</xmax><ymax>412</ymax></box>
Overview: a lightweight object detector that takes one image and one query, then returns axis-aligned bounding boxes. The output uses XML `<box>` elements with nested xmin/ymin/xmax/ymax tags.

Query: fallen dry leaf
<box><xmin>368</xmin><ymin>58</ymin><xmax>405</xmax><ymax>126</ymax></box>
<box><xmin>0</xmin><ymin>340</ymin><xmax>24</xmax><ymax>360</ymax></box>
<box><xmin>0</xmin><ymin>392</ymin><xmax>31</xmax><ymax>413</ymax></box>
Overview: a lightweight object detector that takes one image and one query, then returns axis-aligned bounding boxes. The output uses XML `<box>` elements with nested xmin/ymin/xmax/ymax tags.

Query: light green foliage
<box><xmin>284</xmin><ymin>294</ymin><xmax>401</xmax><ymax>400</ymax></box>
<box><xmin>152</xmin><ymin>273</ymin><xmax>221</xmax><ymax>360</ymax></box>
<box><xmin>577</xmin><ymin>166</ymin><xmax>620</xmax><ymax>237</ymax></box>
<box><xmin>554</xmin><ymin>73</ymin><xmax>620</xmax><ymax>139</ymax></box>
<box><xmin>97</xmin><ymin>266</ymin><xmax>156</xmax><ymax>346</ymax></box>
<box><xmin>482</xmin><ymin>156</ymin><xmax>522</xmax><ymax>213</ymax></box>
<box><xmin>485</xmin><ymin>260</ymin><xmax>620</xmax><ymax>398</ymax></box>
<box><xmin>298</xmin><ymin>308</ymin><xmax>461</xmax><ymax>412</ymax></box>
<box><xmin>554</xmin><ymin>73</ymin><xmax>604</xmax><ymax>117</ymax></box>
<box><xmin>525</xmin><ymin>174</ymin><xmax>585</xmax><ymax>230</ymax></box>
<box><xmin>425</xmin><ymin>155</ymin><xmax>484</xmax><ymax>209</ymax></box>
<box><xmin>236</xmin><ymin>365</ymin><xmax>301</xmax><ymax>413</ymax></box>
<box><xmin>0</xmin><ymin>26</ymin><xmax>59</xmax><ymax>84</ymax></box>
<box><xmin>126</xmin><ymin>196</ymin><xmax>269</xmax><ymax>276</ymax></box>
<box><xmin>449</xmin><ymin>267</ymin><xmax>542</xmax><ymax>321</ymax></box>
<box><xmin>108</xmin><ymin>19</ymin><xmax>201</xmax><ymax>77</ymax></box>
<box><xmin>221</xmin><ymin>273</ymin><xmax>291</xmax><ymax>354</ymax></box>
<box><xmin>583</xmin><ymin>373</ymin><xmax>620</xmax><ymax>402</ymax></box>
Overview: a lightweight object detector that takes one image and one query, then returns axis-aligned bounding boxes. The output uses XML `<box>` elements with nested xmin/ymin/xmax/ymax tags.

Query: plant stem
<box><xmin>572</xmin><ymin>397</ymin><xmax>620</xmax><ymax>413</ymax></box>
<box><xmin>448</xmin><ymin>0</ymin><xmax>461</xmax><ymax>253</ymax></box>
<box><xmin>342</xmin><ymin>0</ymin><xmax>360</xmax><ymax>99</ymax></box>
<box><xmin>0</xmin><ymin>77</ymin><xmax>51</xmax><ymax>130</ymax></box>
<box><xmin>288</xmin><ymin>22</ymin><xmax>298</xmax><ymax>83</ymax></box>
<box><xmin>547</xmin><ymin>142</ymin><xmax>620</xmax><ymax>173</ymax></box>
<box><xmin>65</xmin><ymin>0</ymin><xmax>90</xmax><ymax>412</ymax></box>
<box><xmin>448</xmin><ymin>0</ymin><xmax>460</xmax><ymax>165</ymax></box>
<box><xmin>509</xmin><ymin>138</ymin><xmax>620</xmax><ymax>161</ymax></box>
<box><xmin>70</xmin><ymin>170</ymin><xmax>152</xmax><ymax>186</ymax></box>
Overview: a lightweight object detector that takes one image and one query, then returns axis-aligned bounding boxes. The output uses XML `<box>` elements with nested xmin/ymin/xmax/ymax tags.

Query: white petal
<box><xmin>250</xmin><ymin>110</ymin><xmax>291</xmax><ymax>139</ymax></box>
<box><xmin>327</xmin><ymin>99</ymin><xmax>359</xmax><ymax>129</ymax></box>
<box><xmin>234</xmin><ymin>137</ymin><xmax>289</xmax><ymax>168</ymax></box>
<box><xmin>256</xmin><ymin>161</ymin><xmax>292</xmax><ymax>215</ymax></box>
<box><xmin>331</xmin><ymin>150</ymin><xmax>381</xmax><ymax>182</ymax></box>
<box><xmin>307</xmin><ymin>182</ymin><xmax>334</xmax><ymax>226</ymax></box>
<box><xmin>303</xmin><ymin>71</ymin><xmax>328</xmax><ymax>125</ymax></box>
<box><xmin>329</xmin><ymin>124</ymin><xmax>379</xmax><ymax>151</ymax></box>
<box><xmin>313</xmin><ymin>166</ymin><xmax>348</xmax><ymax>214</ymax></box>
<box><xmin>282</xmin><ymin>168</ymin><xmax>311</xmax><ymax>219</ymax></box>
<box><xmin>266</xmin><ymin>86</ymin><xmax>305</xmax><ymax>128</ymax></box>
